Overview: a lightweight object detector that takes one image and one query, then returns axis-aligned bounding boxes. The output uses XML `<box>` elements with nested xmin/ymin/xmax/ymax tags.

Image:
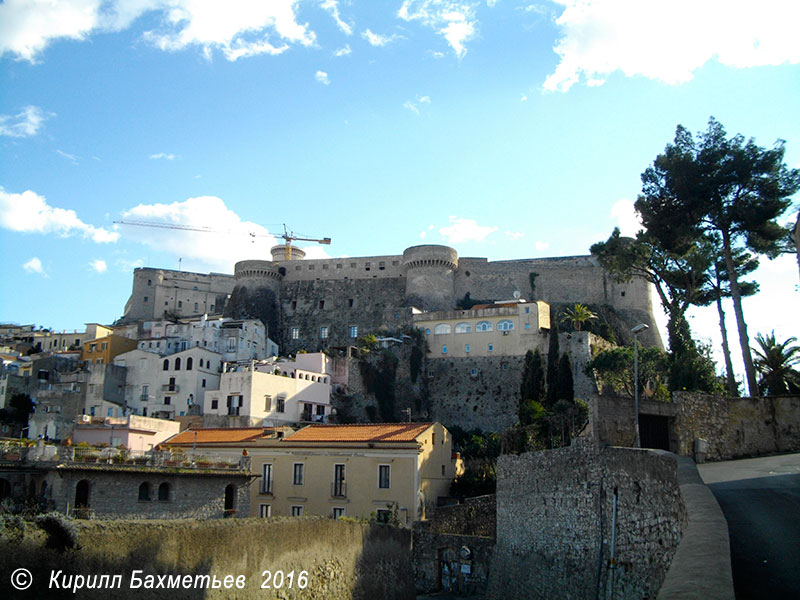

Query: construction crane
<box><xmin>114</xmin><ymin>219</ymin><xmax>331</xmax><ymax>261</ymax></box>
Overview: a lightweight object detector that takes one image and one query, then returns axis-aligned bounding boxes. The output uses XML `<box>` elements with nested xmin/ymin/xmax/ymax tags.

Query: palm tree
<box><xmin>560</xmin><ymin>303</ymin><xmax>598</xmax><ymax>332</ymax></box>
<box><xmin>752</xmin><ymin>332</ymin><xmax>800</xmax><ymax>396</ymax></box>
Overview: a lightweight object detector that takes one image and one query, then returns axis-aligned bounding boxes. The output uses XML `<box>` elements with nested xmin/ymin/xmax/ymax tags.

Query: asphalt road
<box><xmin>698</xmin><ymin>453</ymin><xmax>800</xmax><ymax>600</ymax></box>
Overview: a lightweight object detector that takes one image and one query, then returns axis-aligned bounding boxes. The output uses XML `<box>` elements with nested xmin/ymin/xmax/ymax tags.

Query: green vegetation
<box><xmin>752</xmin><ymin>332</ymin><xmax>800</xmax><ymax>396</ymax></box>
<box><xmin>448</xmin><ymin>428</ymin><xmax>501</xmax><ymax>498</ymax></box>
<box><xmin>560</xmin><ymin>303</ymin><xmax>598</xmax><ymax>331</ymax></box>
<box><xmin>586</xmin><ymin>345</ymin><xmax>670</xmax><ymax>401</ymax></box>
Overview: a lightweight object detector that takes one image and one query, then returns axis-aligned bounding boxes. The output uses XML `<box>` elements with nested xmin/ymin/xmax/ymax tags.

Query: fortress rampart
<box><xmin>122</xmin><ymin>244</ymin><xmax>660</xmax><ymax>352</ymax></box>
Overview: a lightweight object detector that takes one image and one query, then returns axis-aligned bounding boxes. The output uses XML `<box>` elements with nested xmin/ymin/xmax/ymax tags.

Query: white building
<box><xmin>203</xmin><ymin>353</ymin><xmax>332</xmax><ymax>427</ymax></box>
<box><xmin>114</xmin><ymin>347</ymin><xmax>223</xmax><ymax>419</ymax></box>
<box><xmin>134</xmin><ymin>315</ymin><xmax>277</xmax><ymax>361</ymax></box>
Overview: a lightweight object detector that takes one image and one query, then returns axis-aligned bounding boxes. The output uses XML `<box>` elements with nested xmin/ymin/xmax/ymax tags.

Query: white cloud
<box><xmin>544</xmin><ymin>0</ymin><xmax>800</xmax><ymax>92</ymax></box>
<box><xmin>334</xmin><ymin>44</ymin><xmax>351</xmax><ymax>57</ymax></box>
<box><xmin>89</xmin><ymin>259</ymin><xmax>108</xmax><ymax>273</ymax></box>
<box><xmin>315</xmin><ymin>70</ymin><xmax>330</xmax><ymax>85</ymax></box>
<box><xmin>505</xmin><ymin>230</ymin><xmax>524</xmax><ymax>241</ymax></box>
<box><xmin>362</xmin><ymin>28</ymin><xmax>402</xmax><ymax>47</ymax></box>
<box><xmin>439</xmin><ymin>216</ymin><xmax>498</xmax><ymax>244</ymax></box>
<box><xmin>397</xmin><ymin>0</ymin><xmax>478</xmax><ymax>58</ymax></box>
<box><xmin>610</xmin><ymin>198</ymin><xmax>641</xmax><ymax>237</ymax></box>
<box><xmin>56</xmin><ymin>149</ymin><xmax>79</xmax><ymax>164</ymax></box>
<box><xmin>404</xmin><ymin>95</ymin><xmax>431</xmax><ymax>114</ymax></box>
<box><xmin>0</xmin><ymin>187</ymin><xmax>120</xmax><ymax>243</ymax></box>
<box><xmin>0</xmin><ymin>0</ymin><xmax>316</xmax><ymax>63</ymax></box>
<box><xmin>149</xmin><ymin>152</ymin><xmax>177</xmax><ymax>160</ymax></box>
<box><xmin>535</xmin><ymin>241</ymin><xmax>550</xmax><ymax>251</ymax></box>
<box><xmin>520</xmin><ymin>94</ymin><xmax>528</xmax><ymax>101</ymax></box>
<box><xmin>0</xmin><ymin>106</ymin><xmax>51</xmax><ymax>137</ymax></box>
<box><xmin>23</xmin><ymin>257</ymin><xmax>46</xmax><ymax>276</ymax></box>
<box><xmin>321</xmin><ymin>0</ymin><xmax>353</xmax><ymax>36</ymax></box>
<box><xmin>121</xmin><ymin>195</ymin><xmax>281</xmax><ymax>272</ymax></box>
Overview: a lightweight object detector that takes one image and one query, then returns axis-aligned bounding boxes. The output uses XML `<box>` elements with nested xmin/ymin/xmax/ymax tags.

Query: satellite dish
<box><xmin>513</xmin><ymin>290</ymin><xmax>521</xmax><ymax>299</ymax></box>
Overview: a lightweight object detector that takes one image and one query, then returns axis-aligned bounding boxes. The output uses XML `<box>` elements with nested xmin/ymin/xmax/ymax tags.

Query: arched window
<box><xmin>163</xmin><ymin>359</ymin><xmax>169</xmax><ymax>371</ymax></box>
<box><xmin>198</xmin><ymin>359</ymin><xmax>204</xmax><ymax>368</ymax></box>
<box><xmin>75</xmin><ymin>480</ymin><xmax>90</xmax><ymax>508</ymax></box>
<box><xmin>224</xmin><ymin>484</ymin><xmax>237</xmax><ymax>512</ymax></box>
<box><xmin>0</xmin><ymin>478</ymin><xmax>10</xmax><ymax>500</ymax></box>
<box><xmin>476</xmin><ymin>321</ymin><xmax>492</xmax><ymax>332</ymax></box>
<box><xmin>40</xmin><ymin>481</ymin><xmax>48</xmax><ymax>497</ymax></box>
<box><xmin>158</xmin><ymin>482</ymin><xmax>170</xmax><ymax>501</ymax></box>
<box><xmin>454</xmin><ymin>322</ymin><xmax>471</xmax><ymax>334</ymax></box>
<box><xmin>186</xmin><ymin>357</ymin><xmax>193</xmax><ymax>370</ymax></box>
<box><xmin>174</xmin><ymin>357</ymin><xmax>181</xmax><ymax>370</ymax></box>
<box><xmin>497</xmin><ymin>320</ymin><xmax>514</xmax><ymax>331</ymax></box>
<box><xmin>138</xmin><ymin>482</ymin><xmax>151</xmax><ymax>501</ymax></box>
<box><xmin>433</xmin><ymin>324</ymin><xmax>451</xmax><ymax>335</ymax></box>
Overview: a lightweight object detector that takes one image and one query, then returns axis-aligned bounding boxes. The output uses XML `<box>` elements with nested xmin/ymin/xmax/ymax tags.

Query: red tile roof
<box><xmin>285</xmin><ymin>423</ymin><xmax>433</xmax><ymax>443</ymax></box>
<box><xmin>165</xmin><ymin>428</ymin><xmax>274</xmax><ymax>445</ymax></box>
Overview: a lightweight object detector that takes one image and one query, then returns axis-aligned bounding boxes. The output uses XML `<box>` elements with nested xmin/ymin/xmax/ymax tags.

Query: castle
<box><xmin>121</xmin><ymin>244</ymin><xmax>661</xmax><ymax>354</ymax></box>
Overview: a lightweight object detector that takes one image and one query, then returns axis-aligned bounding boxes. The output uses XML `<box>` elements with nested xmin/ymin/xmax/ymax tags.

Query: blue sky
<box><xmin>1</xmin><ymin>1</ymin><xmax>798</xmax><ymax>384</ymax></box>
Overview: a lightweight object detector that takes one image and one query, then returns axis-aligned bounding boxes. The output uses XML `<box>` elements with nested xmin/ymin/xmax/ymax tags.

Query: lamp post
<box><xmin>631</xmin><ymin>323</ymin><xmax>649</xmax><ymax>448</ymax></box>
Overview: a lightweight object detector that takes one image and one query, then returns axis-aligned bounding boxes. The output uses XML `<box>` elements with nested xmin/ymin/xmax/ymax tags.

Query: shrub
<box><xmin>35</xmin><ymin>512</ymin><xmax>78</xmax><ymax>552</ymax></box>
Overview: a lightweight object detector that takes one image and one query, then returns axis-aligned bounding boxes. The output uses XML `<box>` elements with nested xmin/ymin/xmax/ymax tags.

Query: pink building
<box><xmin>72</xmin><ymin>415</ymin><xmax>180</xmax><ymax>452</ymax></box>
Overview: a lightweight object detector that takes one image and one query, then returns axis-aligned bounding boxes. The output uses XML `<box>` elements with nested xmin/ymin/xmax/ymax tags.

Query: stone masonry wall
<box><xmin>412</xmin><ymin>530</ymin><xmax>494</xmax><ymax>596</ymax></box>
<box><xmin>427</xmin><ymin>355</ymin><xmax>525</xmax><ymax>432</ymax></box>
<box><xmin>488</xmin><ymin>443</ymin><xmax>685</xmax><ymax>600</ymax></box>
<box><xmin>280</xmin><ymin>278</ymin><xmax>410</xmax><ymax>355</ymax></box>
<box><xmin>1</xmin><ymin>517</ymin><xmax>414</xmax><ymax>600</ymax></box>
<box><xmin>50</xmin><ymin>468</ymin><xmax>251</xmax><ymax>519</ymax></box>
<box><xmin>672</xmin><ymin>392</ymin><xmax>800</xmax><ymax>461</ymax></box>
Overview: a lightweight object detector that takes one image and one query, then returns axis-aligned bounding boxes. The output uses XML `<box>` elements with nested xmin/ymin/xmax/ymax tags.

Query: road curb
<box><xmin>657</xmin><ymin>454</ymin><xmax>734</xmax><ymax>599</ymax></box>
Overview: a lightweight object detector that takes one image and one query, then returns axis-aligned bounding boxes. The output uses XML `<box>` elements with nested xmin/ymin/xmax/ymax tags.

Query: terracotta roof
<box><xmin>285</xmin><ymin>423</ymin><xmax>433</xmax><ymax>443</ymax></box>
<box><xmin>165</xmin><ymin>428</ymin><xmax>274</xmax><ymax>445</ymax></box>
<box><xmin>471</xmin><ymin>302</ymin><xmax>518</xmax><ymax>310</ymax></box>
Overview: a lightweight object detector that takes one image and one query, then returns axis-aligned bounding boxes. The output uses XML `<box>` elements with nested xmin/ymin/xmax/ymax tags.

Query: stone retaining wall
<box><xmin>488</xmin><ymin>442</ymin><xmax>685</xmax><ymax>600</ymax></box>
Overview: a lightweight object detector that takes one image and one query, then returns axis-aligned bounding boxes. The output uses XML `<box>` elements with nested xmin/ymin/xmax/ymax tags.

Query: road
<box><xmin>698</xmin><ymin>453</ymin><xmax>800</xmax><ymax>600</ymax></box>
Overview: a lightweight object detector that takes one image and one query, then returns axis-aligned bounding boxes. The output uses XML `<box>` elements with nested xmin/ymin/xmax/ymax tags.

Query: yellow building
<box><xmin>81</xmin><ymin>334</ymin><xmax>138</xmax><ymax>365</ymax></box>
<box><xmin>414</xmin><ymin>299</ymin><xmax>551</xmax><ymax>358</ymax></box>
<box><xmin>164</xmin><ymin>422</ymin><xmax>463</xmax><ymax>526</ymax></box>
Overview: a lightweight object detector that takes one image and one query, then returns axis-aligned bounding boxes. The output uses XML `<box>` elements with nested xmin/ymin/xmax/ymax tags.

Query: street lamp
<box><xmin>631</xmin><ymin>323</ymin><xmax>649</xmax><ymax>448</ymax></box>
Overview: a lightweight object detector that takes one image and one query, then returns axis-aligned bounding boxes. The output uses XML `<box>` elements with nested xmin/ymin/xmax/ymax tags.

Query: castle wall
<box><xmin>121</xmin><ymin>248</ymin><xmax>661</xmax><ymax>353</ymax></box>
<box><xmin>280</xmin><ymin>278</ymin><xmax>411</xmax><ymax>354</ymax></box>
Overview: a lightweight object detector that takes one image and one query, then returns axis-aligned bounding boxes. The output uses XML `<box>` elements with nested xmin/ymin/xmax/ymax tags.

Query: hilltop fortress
<box><xmin>122</xmin><ymin>244</ymin><xmax>661</xmax><ymax>353</ymax></box>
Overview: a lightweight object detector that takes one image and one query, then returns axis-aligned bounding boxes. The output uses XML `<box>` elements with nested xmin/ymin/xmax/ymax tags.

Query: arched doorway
<box><xmin>224</xmin><ymin>484</ymin><xmax>237</xmax><ymax>516</ymax></box>
<box><xmin>0</xmin><ymin>478</ymin><xmax>11</xmax><ymax>500</ymax></box>
<box><xmin>75</xmin><ymin>480</ymin><xmax>90</xmax><ymax>508</ymax></box>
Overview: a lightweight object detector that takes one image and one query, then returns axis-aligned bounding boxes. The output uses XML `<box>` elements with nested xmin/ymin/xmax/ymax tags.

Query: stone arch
<box><xmin>75</xmin><ymin>479</ymin><xmax>90</xmax><ymax>508</ymax></box>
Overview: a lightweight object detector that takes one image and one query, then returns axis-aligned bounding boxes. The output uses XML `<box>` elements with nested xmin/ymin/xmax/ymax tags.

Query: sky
<box><xmin>1</xmin><ymin>0</ymin><xmax>799</xmax><ymax>387</ymax></box>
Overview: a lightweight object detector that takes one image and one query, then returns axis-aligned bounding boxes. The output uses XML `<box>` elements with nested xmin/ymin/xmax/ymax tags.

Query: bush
<box><xmin>35</xmin><ymin>512</ymin><xmax>78</xmax><ymax>552</ymax></box>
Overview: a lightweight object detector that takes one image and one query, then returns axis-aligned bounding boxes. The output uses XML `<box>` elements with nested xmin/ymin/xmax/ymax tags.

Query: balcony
<box><xmin>161</xmin><ymin>384</ymin><xmax>180</xmax><ymax>393</ymax></box>
<box><xmin>331</xmin><ymin>481</ymin><xmax>347</xmax><ymax>498</ymax></box>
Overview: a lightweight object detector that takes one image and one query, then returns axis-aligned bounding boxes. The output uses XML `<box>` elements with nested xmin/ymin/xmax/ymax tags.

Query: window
<box><xmin>277</xmin><ymin>396</ymin><xmax>285</xmax><ymax>413</ymax></box>
<box><xmin>442</xmin><ymin>345</ymin><xmax>447</xmax><ymax>354</ymax></box>
<box><xmin>497</xmin><ymin>319</ymin><xmax>514</xmax><ymax>331</ymax></box>
<box><xmin>194</xmin><ymin>303</ymin><xmax>198</xmax><ymax>311</ymax></box>
<box><xmin>178</xmin><ymin>301</ymin><xmax>182</xmax><ymax>308</ymax></box>
<box><xmin>319</xmin><ymin>300</ymin><xmax>325</xmax><ymax>309</ymax></box>
<box><xmin>164</xmin><ymin>396</ymin><xmax>171</xmax><ymax>405</ymax></box>
<box><xmin>261</xmin><ymin>463</ymin><xmax>273</xmax><ymax>494</ymax></box>
<box><xmin>470</xmin><ymin>368</ymin><xmax>478</xmax><ymax>377</ymax></box>
<box><xmin>379</xmin><ymin>465</ymin><xmax>391</xmax><ymax>489</ymax></box>
<box><xmin>332</xmin><ymin>507</ymin><xmax>345</xmax><ymax>518</ymax></box>
<box><xmin>293</xmin><ymin>463</ymin><xmax>304</xmax><ymax>485</ymax></box>
<box><xmin>454</xmin><ymin>322</ymin><xmax>471</xmax><ymax>334</ymax></box>
<box><xmin>320</xmin><ymin>326</ymin><xmax>329</xmax><ymax>339</ymax></box>
<box><xmin>291</xmin><ymin>505</ymin><xmax>304</xmax><ymax>517</ymax></box>
<box><xmin>90</xmin><ymin>343</ymin><xmax>97</xmax><ymax>352</ymax></box>
<box><xmin>101</xmin><ymin>342</ymin><xmax>107</xmax><ymax>350</ymax></box>
<box><xmin>434</xmin><ymin>324</ymin><xmax>451</xmax><ymax>335</ymax></box>
<box><xmin>202</xmin><ymin>379</ymin><xmax>206</xmax><ymax>388</ymax></box>
<box><xmin>175</xmin><ymin>357</ymin><xmax>181</xmax><ymax>370</ymax></box>
<box><xmin>141</xmin><ymin>384</ymin><xmax>149</xmax><ymax>403</ymax></box>
<box><xmin>211</xmin><ymin>399</ymin><xmax>218</xmax><ymax>410</ymax></box>
<box><xmin>107</xmin><ymin>407</ymin><xmax>113</xmax><ymax>417</ymax></box>
<box><xmin>348</xmin><ymin>298</ymin><xmax>354</xmax><ymax>307</ymax></box>
<box><xmin>186</xmin><ymin>357</ymin><xmax>193</xmax><ymax>370</ymax></box>
<box><xmin>476</xmin><ymin>321</ymin><xmax>492</xmax><ymax>332</ymax></box>
<box><xmin>465</xmin><ymin>344</ymin><xmax>470</xmax><ymax>353</ymax></box>
<box><xmin>333</xmin><ymin>464</ymin><xmax>346</xmax><ymax>497</ymax></box>
<box><xmin>158</xmin><ymin>482</ymin><xmax>170</xmax><ymax>501</ymax></box>
<box><xmin>349</xmin><ymin>325</ymin><xmax>358</xmax><ymax>338</ymax></box>
<box><xmin>291</xmin><ymin>327</ymin><xmax>300</xmax><ymax>340</ymax></box>
<box><xmin>227</xmin><ymin>337</ymin><xmax>236</xmax><ymax>351</ymax></box>
<box><xmin>375</xmin><ymin>509</ymin><xmax>391</xmax><ymax>524</ymax></box>
<box><xmin>264</xmin><ymin>395</ymin><xmax>272</xmax><ymax>411</ymax></box>
<box><xmin>488</xmin><ymin>344</ymin><xmax>494</xmax><ymax>352</ymax></box>
<box><xmin>260</xmin><ymin>504</ymin><xmax>272</xmax><ymax>518</ymax></box>
<box><xmin>138</xmin><ymin>482</ymin><xmax>151</xmax><ymax>501</ymax></box>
